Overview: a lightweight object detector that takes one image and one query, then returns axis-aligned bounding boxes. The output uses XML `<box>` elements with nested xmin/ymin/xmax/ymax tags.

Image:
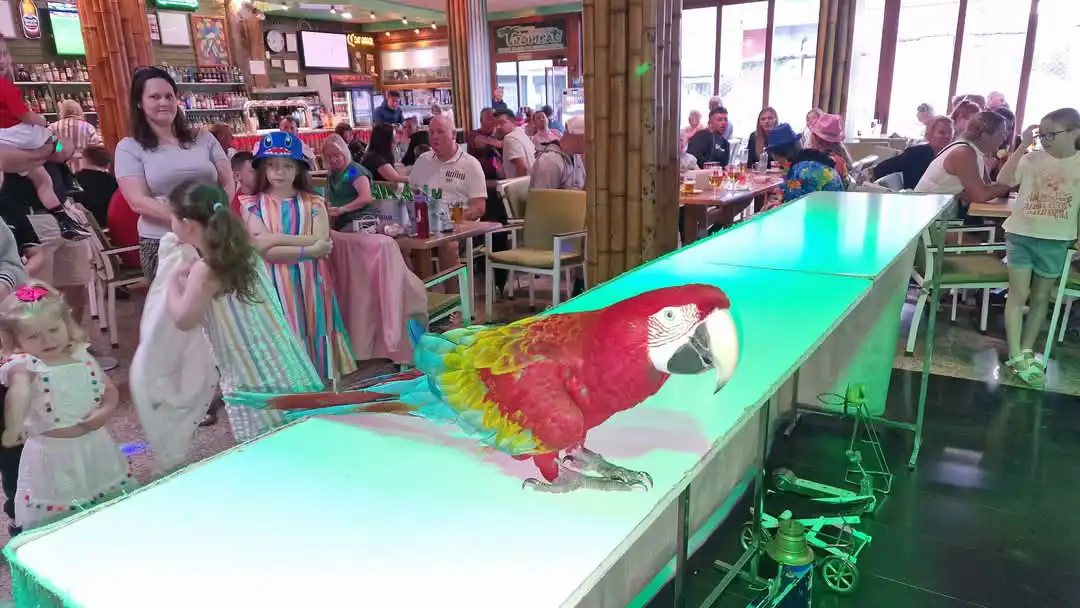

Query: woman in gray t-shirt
<box><xmin>114</xmin><ymin>67</ymin><xmax>233</xmax><ymax>281</ymax></box>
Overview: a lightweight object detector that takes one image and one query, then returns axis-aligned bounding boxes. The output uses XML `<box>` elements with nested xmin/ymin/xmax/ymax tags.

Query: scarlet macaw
<box><xmin>227</xmin><ymin>283</ymin><xmax>739</xmax><ymax>493</ymax></box>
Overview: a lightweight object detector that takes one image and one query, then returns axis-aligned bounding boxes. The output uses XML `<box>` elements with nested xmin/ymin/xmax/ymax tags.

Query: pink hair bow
<box><xmin>15</xmin><ymin>286</ymin><xmax>48</xmax><ymax>302</ymax></box>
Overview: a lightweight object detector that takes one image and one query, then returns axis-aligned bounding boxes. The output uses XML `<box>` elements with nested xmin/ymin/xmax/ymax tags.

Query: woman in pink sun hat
<box><xmin>808</xmin><ymin>112</ymin><xmax>854</xmax><ymax>185</ymax></box>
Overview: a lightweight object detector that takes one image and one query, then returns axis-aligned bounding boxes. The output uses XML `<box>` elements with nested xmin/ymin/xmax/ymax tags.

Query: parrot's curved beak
<box><xmin>663</xmin><ymin>308</ymin><xmax>739</xmax><ymax>393</ymax></box>
<box><xmin>703</xmin><ymin>308</ymin><xmax>739</xmax><ymax>393</ymax></box>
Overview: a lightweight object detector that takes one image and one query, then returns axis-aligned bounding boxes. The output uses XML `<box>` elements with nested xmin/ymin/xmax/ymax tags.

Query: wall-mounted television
<box><xmin>299</xmin><ymin>31</ymin><xmax>350</xmax><ymax>70</ymax></box>
<box><xmin>47</xmin><ymin>3</ymin><xmax>85</xmax><ymax>56</ymax></box>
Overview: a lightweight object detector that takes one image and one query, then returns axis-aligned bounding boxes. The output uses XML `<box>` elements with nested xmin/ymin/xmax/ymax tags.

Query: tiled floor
<box><xmin>2</xmin><ymin>280</ymin><xmax>1079</xmax><ymax>606</ymax></box>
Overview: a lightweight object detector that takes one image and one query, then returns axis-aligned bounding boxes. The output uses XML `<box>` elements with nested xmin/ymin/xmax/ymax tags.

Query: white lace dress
<box><xmin>0</xmin><ymin>345</ymin><xmax>134</xmax><ymax>529</ymax></box>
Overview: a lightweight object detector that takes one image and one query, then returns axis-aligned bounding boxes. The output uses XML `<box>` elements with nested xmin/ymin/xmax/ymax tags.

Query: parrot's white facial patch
<box><xmin>646</xmin><ymin>304</ymin><xmax>700</xmax><ymax>373</ymax></box>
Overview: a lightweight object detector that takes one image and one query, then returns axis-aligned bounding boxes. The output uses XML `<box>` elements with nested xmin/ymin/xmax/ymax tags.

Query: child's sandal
<box><xmin>1005</xmin><ymin>354</ymin><xmax>1043</xmax><ymax>386</ymax></box>
<box><xmin>1022</xmin><ymin>349</ymin><xmax>1046</xmax><ymax>378</ymax></box>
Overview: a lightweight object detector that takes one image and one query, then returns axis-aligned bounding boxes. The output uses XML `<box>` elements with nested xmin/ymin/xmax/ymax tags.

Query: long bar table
<box><xmin>676</xmin><ymin>192</ymin><xmax>953</xmax><ymax>466</ymax></box>
<box><xmin>5</xmin><ymin>261</ymin><xmax>871</xmax><ymax>608</ymax></box>
<box><xmin>4</xmin><ymin>193</ymin><xmax>953</xmax><ymax>608</ymax></box>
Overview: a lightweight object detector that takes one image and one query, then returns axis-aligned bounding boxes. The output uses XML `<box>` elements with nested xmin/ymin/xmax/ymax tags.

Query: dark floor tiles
<box><xmin>649</xmin><ymin>369</ymin><xmax>1080</xmax><ymax>607</ymax></box>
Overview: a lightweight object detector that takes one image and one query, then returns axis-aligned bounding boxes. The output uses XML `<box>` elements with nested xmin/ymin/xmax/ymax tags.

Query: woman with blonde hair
<box><xmin>747</xmin><ymin>106</ymin><xmax>778</xmax><ymax>167</ymax></box>
<box><xmin>49</xmin><ymin>99</ymin><xmax>101</xmax><ymax>172</ymax></box>
<box><xmin>916</xmin><ymin>111</ymin><xmax>1012</xmax><ymax>217</ymax></box>
<box><xmin>321</xmin><ymin>134</ymin><xmax>374</xmax><ymax>232</ymax></box>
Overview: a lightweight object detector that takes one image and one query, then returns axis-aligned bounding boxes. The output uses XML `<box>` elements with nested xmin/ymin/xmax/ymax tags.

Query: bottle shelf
<box><xmin>14</xmin><ymin>81</ymin><xmax>92</xmax><ymax>86</ymax></box>
<box><xmin>176</xmin><ymin>81</ymin><xmax>247</xmax><ymax>87</ymax></box>
<box><xmin>182</xmin><ymin>107</ymin><xmax>245</xmax><ymax>113</ymax></box>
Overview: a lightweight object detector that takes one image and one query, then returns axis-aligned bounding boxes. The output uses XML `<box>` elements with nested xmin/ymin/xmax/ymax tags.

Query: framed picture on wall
<box><xmin>190</xmin><ymin>15</ymin><xmax>229</xmax><ymax>66</ymax></box>
<box><xmin>157</xmin><ymin>11</ymin><xmax>190</xmax><ymax>47</ymax></box>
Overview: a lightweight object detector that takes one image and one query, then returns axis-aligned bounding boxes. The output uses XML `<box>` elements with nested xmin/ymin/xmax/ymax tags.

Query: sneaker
<box><xmin>53</xmin><ymin>211</ymin><xmax>91</xmax><ymax>241</ymax></box>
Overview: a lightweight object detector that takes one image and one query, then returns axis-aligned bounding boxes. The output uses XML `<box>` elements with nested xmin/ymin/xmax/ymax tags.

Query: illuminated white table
<box><xmin>5</xmin><ymin>261</ymin><xmax>872</xmax><ymax>608</ymax></box>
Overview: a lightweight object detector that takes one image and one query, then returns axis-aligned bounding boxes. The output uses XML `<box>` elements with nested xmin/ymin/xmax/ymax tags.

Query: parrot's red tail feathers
<box><xmin>346</xmin><ymin>368</ymin><xmax>424</xmax><ymax>390</ymax></box>
<box><xmin>264</xmin><ymin>391</ymin><xmax>401</xmax><ymax>410</ymax></box>
<box><xmin>351</xmin><ymin>402</ymin><xmax>416</xmax><ymax>415</ymax></box>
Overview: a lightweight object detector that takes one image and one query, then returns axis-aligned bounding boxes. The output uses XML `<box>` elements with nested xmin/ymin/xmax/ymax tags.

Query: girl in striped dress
<box><xmin>239</xmin><ymin>131</ymin><xmax>356</xmax><ymax>381</ymax></box>
<box><xmin>164</xmin><ymin>181</ymin><xmax>324</xmax><ymax>443</ymax></box>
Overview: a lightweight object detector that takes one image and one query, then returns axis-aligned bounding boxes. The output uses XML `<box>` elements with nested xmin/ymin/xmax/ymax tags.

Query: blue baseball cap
<box><xmin>253</xmin><ymin>130</ymin><xmax>309</xmax><ymax>168</ymax></box>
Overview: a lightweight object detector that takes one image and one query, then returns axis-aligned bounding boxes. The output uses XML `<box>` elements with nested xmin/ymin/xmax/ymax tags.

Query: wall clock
<box><xmin>265</xmin><ymin>30</ymin><xmax>286</xmax><ymax>54</ymax></box>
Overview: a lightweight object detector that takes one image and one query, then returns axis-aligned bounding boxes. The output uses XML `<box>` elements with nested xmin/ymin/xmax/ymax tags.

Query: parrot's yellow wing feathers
<box><xmin>432</xmin><ymin>316</ymin><xmax>580</xmax><ymax>454</ymax></box>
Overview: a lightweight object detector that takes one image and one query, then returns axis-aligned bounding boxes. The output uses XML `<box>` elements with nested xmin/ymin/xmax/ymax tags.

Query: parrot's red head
<box><xmin>602</xmin><ymin>283</ymin><xmax>739</xmax><ymax>393</ymax></box>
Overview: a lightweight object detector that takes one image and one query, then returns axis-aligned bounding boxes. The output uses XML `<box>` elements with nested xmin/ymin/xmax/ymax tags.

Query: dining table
<box><xmin>397</xmin><ymin>220</ymin><xmax>504</xmax><ymax>319</ymax></box>
<box><xmin>967</xmin><ymin>197</ymin><xmax>1011</xmax><ymax>218</ymax></box>
<box><xmin>679</xmin><ymin>175</ymin><xmax>784</xmax><ymax>244</ymax></box>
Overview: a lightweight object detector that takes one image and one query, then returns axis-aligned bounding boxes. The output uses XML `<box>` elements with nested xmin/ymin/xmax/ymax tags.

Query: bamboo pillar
<box><xmin>583</xmin><ymin>0</ymin><xmax>680</xmax><ymax>283</ymax></box>
<box><xmin>79</xmin><ymin>0</ymin><xmax>154</xmax><ymax>150</ymax></box>
<box><xmin>812</xmin><ymin>0</ymin><xmax>856</xmax><ymax>115</ymax></box>
<box><xmin>234</xmin><ymin>4</ymin><xmax>270</xmax><ymax>88</ymax></box>
<box><xmin>446</xmin><ymin>0</ymin><xmax>491</xmax><ymax>130</ymax></box>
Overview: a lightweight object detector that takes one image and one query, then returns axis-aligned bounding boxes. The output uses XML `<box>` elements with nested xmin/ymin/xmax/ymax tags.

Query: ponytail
<box><xmin>168</xmin><ymin>182</ymin><xmax>261</xmax><ymax>303</ymax></box>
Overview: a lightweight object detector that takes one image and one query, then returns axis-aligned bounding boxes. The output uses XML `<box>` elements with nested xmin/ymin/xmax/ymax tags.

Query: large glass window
<box><xmin>495</xmin><ymin>62</ymin><xmax>521</xmax><ymax>111</ymax></box>
<box><xmin>680</xmin><ymin>7</ymin><xmax>718</xmax><ymax>127</ymax></box>
<box><xmin>888</xmin><ymin>0</ymin><xmax>960</xmax><ymax>134</ymax></box>
<box><xmin>1024</xmin><ymin>0</ymin><xmax>1080</xmax><ymax>126</ymax></box>
<box><xmin>717</xmin><ymin>1</ymin><xmax>768</xmax><ymax>140</ymax></box>
<box><xmin>954</xmin><ymin>0</ymin><xmax>1028</xmax><ymax>110</ymax></box>
<box><xmin>768</xmin><ymin>0</ymin><xmax>819</xmax><ymax>135</ymax></box>
<box><xmin>846</xmin><ymin>0</ymin><xmax>885</xmax><ymax>137</ymax></box>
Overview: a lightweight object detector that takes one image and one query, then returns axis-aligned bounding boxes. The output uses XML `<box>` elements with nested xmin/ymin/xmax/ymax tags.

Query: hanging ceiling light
<box><xmin>401</xmin><ymin>17</ymin><xmax>408</xmax><ymax>24</ymax></box>
<box><xmin>278</xmin><ymin>0</ymin><xmax>287</xmax><ymax>9</ymax></box>
<box><xmin>329</xmin><ymin>4</ymin><xmax>336</xmax><ymax>13</ymax></box>
<box><xmin>430</xmin><ymin>23</ymin><xmax>436</xmax><ymax>29</ymax></box>
<box><xmin>341</xmin><ymin>10</ymin><xmax>352</xmax><ymax>18</ymax></box>
<box><xmin>413</xmin><ymin>28</ymin><xmax>419</xmax><ymax>34</ymax></box>
<box><xmin>369</xmin><ymin>10</ymin><xmax>376</xmax><ymax>19</ymax></box>
<box><xmin>384</xmin><ymin>31</ymin><xmax>390</xmax><ymax>36</ymax></box>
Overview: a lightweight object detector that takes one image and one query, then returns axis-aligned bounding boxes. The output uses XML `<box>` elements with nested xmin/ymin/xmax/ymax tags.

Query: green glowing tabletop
<box><xmin>679</xmin><ymin>191</ymin><xmax>953</xmax><ymax>279</ymax></box>
<box><xmin>7</xmin><ymin>262</ymin><xmax>871</xmax><ymax>608</ymax></box>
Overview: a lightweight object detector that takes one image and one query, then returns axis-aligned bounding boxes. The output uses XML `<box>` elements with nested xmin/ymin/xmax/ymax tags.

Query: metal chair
<box><xmin>85</xmin><ymin>214</ymin><xmax>146</xmax><ymax>347</ymax></box>
<box><xmin>906</xmin><ymin>228</ymin><xmax>1009</xmax><ymax>354</ymax></box>
<box><xmin>484</xmin><ymin>189</ymin><xmax>587</xmax><ymax>321</ymax></box>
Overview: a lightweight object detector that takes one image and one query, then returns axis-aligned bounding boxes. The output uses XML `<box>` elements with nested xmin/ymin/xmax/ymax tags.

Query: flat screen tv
<box><xmin>48</xmin><ymin>4</ymin><xmax>85</xmax><ymax>56</ymax></box>
<box><xmin>299</xmin><ymin>31</ymin><xmax>350</xmax><ymax>70</ymax></box>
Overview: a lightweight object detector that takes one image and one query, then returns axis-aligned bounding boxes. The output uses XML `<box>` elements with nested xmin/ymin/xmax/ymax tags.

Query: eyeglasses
<box><xmin>1037</xmin><ymin>128</ymin><xmax>1077</xmax><ymax>142</ymax></box>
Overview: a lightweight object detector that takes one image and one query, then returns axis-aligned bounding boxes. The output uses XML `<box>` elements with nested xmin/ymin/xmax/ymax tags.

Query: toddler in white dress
<box><xmin>0</xmin><ymin>282</ymin><xmax>131</xmax><ymax>530</ymax></box>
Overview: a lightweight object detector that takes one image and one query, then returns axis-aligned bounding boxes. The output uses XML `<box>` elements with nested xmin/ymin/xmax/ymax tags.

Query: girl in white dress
<box><xmin>0</xmin><ymin>282</ymin><xmax>132</xmax><ymax>530</ymax></box>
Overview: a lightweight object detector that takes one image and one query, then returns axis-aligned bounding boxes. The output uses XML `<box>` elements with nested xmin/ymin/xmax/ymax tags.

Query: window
<box><xmin>768</xmin><ymin>0</ymin><xmax>819</xmax><ymax>134</ymax></box>
<box><xmin>717</xmin><ymin>2</ymin><xmax>768</xmax><ymax>139</ymax></box>
<box><xmin>888</xmin><ymin>0</ymin><xmax>960</xmax><ymax>134</ymax></box>
<box><xmin>1025</xmin><ymin>0</ymin><xmax>1080</xmax><ymax>126</ymax></box>
<box><xmin>680</xmin><ymin>7</ymin><xmax>718</xmax><ymax>126</ymax></box>
<box><xmin>846</xmin><ymin>0</ymin><xmax>886</xmax><ymax>136</ymax></box>
<box><xmin>495</xmin><ymin>62</ymin><xmax>521</xmax><ymax>111</ymax></box>
<box><xmin>954</xmin><ymin>0</ymin><xmax>1028</xmax><ymax>110</ymax></box>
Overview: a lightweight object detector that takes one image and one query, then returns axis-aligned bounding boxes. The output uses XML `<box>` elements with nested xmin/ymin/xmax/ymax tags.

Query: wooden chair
<box><xmin>905</xmin><ymin>228</ymin><xmax>1009</xmax><ymax>354</ymax></box>
<box><xmin>85</xmin><ymin>214</ymin><xmax>146</xmax><ymax>347</ymax></box>
<box><xmin>484</xmin><ymin>189</ymin><xmax>587</xmax><ymax>320</ymax></box>
<box><xmin>424</xmin><ymin>264</ymin><xmax>470</xmax><ymax>327</ymax></box>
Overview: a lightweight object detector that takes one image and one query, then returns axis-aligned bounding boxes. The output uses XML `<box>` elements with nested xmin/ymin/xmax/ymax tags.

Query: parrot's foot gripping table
<box><xmin>4</xmin><ymin>193</ymin><xmax>954</xmax><ymax>608</ymax></box>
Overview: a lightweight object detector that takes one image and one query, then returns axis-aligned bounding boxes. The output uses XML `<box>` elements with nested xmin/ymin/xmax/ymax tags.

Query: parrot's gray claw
<box><xmin>561</xmin><ymin>449</ymin><xmax>654</xmax><ymax>489</ymax></box>
<box><xmin>523</xmin><ymin>458</ymin><xmax>652</xmax><ymax>493</ymax></box>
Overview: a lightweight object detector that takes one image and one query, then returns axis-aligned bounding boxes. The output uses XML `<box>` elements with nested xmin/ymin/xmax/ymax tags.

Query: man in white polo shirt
<box><xmin>494</xmin><ymin>109</ymin><xmax>535</xmax><ymax>178</ymax></box>
<box><xmin>408</xmin><ymin>114</ymin><xmax>487</xmax><ymax>273</ymax></box>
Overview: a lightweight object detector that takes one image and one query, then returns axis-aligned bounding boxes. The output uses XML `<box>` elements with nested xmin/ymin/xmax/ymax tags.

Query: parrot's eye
<box><xmin>664</xmin><ymin>310</ymin><xmax>676</xmax><ymax>321</ymax></box>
